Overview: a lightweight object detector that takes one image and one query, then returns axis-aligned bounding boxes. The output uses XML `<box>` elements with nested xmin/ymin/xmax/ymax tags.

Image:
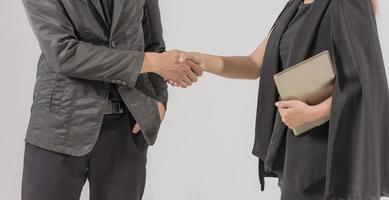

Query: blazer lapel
<box><xmin>287</xmin><ymin>0</ymin><xmax>331</xmax><ymax>66</ymax></box>
<box><xmin>89</xmin><ymin>0</ymin><xmax>110</xmax><ymax>33</ymax></box>
<box><xmin>110</xmin><ymin>0</ymin><xmax>124</xmax><ymax>38</ymax></box>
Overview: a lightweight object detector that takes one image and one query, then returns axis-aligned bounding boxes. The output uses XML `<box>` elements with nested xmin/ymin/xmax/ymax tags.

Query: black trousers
<box><xmin>22</xmin><ymin>113</ymin><xmax>148</xmax><ymax>200</ymax></box>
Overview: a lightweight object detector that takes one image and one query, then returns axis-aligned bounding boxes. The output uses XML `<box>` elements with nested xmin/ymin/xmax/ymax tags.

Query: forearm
<box><xmin>198</xmin><ymin>54</ymin><xmax>261</xmax><ymax>80</ymax></box>
<box><xmin>311</xmin><ymin>97</ymin><xmax>332</xmax><ymax>120</ymax></box>
<box><xmin>49</xmin><ymin>41</ymin><xmax>145</xmax><ymax>87</ymax></box>
<box><xmin>186</xmin><ymin>36</ymin><xmax>268</xmax><ymax>80</ymax></box>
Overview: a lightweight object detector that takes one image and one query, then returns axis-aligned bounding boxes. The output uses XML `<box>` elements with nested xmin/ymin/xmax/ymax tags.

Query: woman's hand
<box><xmin>275</xmin><ymin>99</ymin><xmax>331</xmax><ymax>130</ymax></box>
<box><xmin>179</xmin><ymin>52</ymin><xmax>207</xmax><ymax>70</ymax></box>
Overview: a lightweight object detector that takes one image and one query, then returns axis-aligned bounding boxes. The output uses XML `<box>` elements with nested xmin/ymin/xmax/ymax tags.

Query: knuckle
<box><xmin>185</xmin><ymin>65</ymin><xmax>191</xmax><ymax>71</ymax></box>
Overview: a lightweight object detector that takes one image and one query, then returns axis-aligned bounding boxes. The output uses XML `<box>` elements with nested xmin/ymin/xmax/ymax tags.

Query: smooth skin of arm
<box><xmin>179</xmin><ymin>35</ymin><xmax>270</xmax><ymax>80</ymax></box>
<box><xmin>178</xmin><ymin>34</ymin><xmax>332</xmax><ymax>130</ymax></box>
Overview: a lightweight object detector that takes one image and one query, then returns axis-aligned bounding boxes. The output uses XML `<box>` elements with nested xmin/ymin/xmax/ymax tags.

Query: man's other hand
<box><xmin>132</xmin><ymin>102</ymin><xmax>166</xmax><ymax>134</ymax></box>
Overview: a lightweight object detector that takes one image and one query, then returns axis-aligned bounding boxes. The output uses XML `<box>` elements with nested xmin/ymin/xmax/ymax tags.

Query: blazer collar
<box><xmin>109</xmin><ymin>0</ymin><xmax>124</xmax><ymax>38</ymax></box>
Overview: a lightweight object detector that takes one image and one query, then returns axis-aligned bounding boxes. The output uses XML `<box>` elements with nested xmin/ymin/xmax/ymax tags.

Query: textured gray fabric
<box><xmin>22</xmin><ymin>0</ymin><xmax>168</xmax><ymax>156</ymax></box>
<box><xmin>100</xmin><ymin>0</ymin><xmax>124</xmax><ymax>102</ymax></box>
<box><xmin>253</xmin><ymin>0</ymin><xmax>389</xmax><ymax>199</ymax></box>
<box><xmin>22</xmin><ymin>113</ymin><xmax>148</xmax><ymax>200</ymax></box>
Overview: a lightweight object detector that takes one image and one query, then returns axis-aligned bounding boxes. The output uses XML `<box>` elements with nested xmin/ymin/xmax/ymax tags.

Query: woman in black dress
<box><xmin>172</xmin><ymin>0</ymin><xmax>389</xmax><ymax>199</ymax></box>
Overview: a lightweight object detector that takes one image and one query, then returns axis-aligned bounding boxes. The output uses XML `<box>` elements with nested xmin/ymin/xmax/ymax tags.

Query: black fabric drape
<box><xmin>253</xmin><ymin>0</ymin><xmax>389</xmax><ymax>199</ymax></box>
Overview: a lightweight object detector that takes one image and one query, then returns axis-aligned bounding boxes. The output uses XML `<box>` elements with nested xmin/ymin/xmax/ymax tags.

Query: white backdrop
<box><xmin>0</xmin><ymin>0</ymin><xmax>388</xmax><ymax>200</ymax></box>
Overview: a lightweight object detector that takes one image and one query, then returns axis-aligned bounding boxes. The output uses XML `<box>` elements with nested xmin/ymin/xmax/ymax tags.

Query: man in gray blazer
<box><xmin>21</xmin><ymin>0</ymin><xmax>202</xmax><ymax>199</ymax></box>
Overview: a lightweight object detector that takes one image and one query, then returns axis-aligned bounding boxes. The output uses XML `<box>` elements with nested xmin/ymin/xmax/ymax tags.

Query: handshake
<box><xmin>143</xmin><ymin>50</ymin><xmax>204</xmax><ymax>88</ymax></box>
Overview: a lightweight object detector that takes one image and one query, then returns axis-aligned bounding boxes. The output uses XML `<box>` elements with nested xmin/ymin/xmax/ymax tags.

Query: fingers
<box><xmin>275</xmin><ymin>101</ymin><xmax>290</xmax><ymax>108</ymax></box>
<box><xmin>278</xmin><ymin>108</ymin><xmax>289</xmax><ymax>121</ymax></box>
<box><xmin>168</xmin><ymin>80</ymin><xmax>175</xmax><ymax>85</ymax></box>
<box><xmin>179</xmin><ymin>81</ymin><xmax>188</xmax><ymax>88</ymax></box>
<box><xmin>176</xmin><ymin>63</ymin><xmax>197</xmax><ymax>87</ymax></box>
<box><xmin>180</xmin><ymin>52</ymin><xmax>204</xmax><ymax>76</ymax></box>
<box><xmin>168</xmin><ymin>80</ymin><xmax>182</xmax><ymax>87</ymax></box>
<box><xmin>163</xmin><ymin>51</ymin><xmax>204</xmax><ymax>88</ymax></box>
<box><xmin>187</xmin><ymin>60</ymin><xmax>203</xmax><ymax>77</ymax></box>
<box><xmin>132</xmin><ymin>123</ymin><xmax>141</xmax><ymax>134</ymax></box>
<box><xmin>278</xmin><ymin>108</ymin><xmax>294</xmax><ymax>128</ymax></box>
<box><xmin>157</xmin><ymin>102</ymin><xmax>166</xmax><ymax>121</ymax></box>
<box><xmin>275</xmin><ymin>100</ymin><xmax>299</xmax><ymax>108</ymax></box>
<box><xmin>186</xmin><ymin>68</ymin><xmax>199</xmax><ymax>83</ymax></box>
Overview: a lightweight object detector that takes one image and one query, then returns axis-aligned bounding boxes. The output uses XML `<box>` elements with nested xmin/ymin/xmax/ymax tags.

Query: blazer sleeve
<box><xmin>22</xmin><ymin>0</ymin><xmax>144</xmax><ymax>88</ymax></box>
<box><xmin>142</xmin><ymin>0</ymin><xmax>169</xmax><ymax>109</ymax></box>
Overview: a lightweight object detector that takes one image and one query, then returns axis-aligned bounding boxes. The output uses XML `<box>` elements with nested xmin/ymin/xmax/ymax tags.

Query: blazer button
<box><xmin>110</xmin><ymin>41</ymin><xmax>118</xmax><ymax>48</ymax></box>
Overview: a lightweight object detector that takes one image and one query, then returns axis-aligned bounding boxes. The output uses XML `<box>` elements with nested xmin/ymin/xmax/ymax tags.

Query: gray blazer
<box><xmin>22</xmin><ymin>0</ymin><xmax>168</xmax><ymax>156</ymax></box>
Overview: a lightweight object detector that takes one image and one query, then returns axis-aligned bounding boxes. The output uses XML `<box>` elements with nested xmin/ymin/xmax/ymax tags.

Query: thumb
<box><xmin>181</xmin><ymin>52</ymin><xmax>202</xmax><ymax>65</ymax></box>
<box><xmin>275</xmin><ymin>100</ymin><xmax>294</xmax><ymax>108</ymax></box>
<box><xmin>132</xmin><ymin>123</ymin><xmax>141</xmax><ymax>134</ymax></box>
<box><xmin>178</xmin><ymin>53</ymin><xmax>186</xmax><ymax>62</ymax></box>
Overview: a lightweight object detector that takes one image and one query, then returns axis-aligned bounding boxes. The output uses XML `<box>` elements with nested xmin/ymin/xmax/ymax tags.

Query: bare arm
<box><xmin>181</xmin><ymin>35</ymin><xmax>269</xmax><ymax>80</ymax></box>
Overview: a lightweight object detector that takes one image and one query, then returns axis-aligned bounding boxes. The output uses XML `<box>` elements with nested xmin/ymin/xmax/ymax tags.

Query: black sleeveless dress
<box><xmin>271</xmin><ymin>2</ymin><xmax>329</xmax><ymax>200</ymax></box>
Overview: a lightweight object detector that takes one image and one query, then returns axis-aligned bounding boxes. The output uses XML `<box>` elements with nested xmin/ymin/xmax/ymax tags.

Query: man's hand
<box><xmin>168</xmin><ymin>51</ymin><xmax>206</xmax><ymax>88</ymax></box>
<box><xmin>156</xmin><ymin>101</ymin><xmax>166</xmax><ymax>121</ymax></box>
<box><xmin>132</xmin><ymin>102</ymin><xmax>166</xmax><ymax>134</ymax></box>
<box><xmin>142</xmin><ymin>50</ymin><xmax>203</xmax><ymax>88</ymax></box>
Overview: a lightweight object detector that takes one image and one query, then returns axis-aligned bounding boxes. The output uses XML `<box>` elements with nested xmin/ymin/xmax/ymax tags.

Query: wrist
<box><xmin>142</xmin><ymin>53</ymin><xmax>163</xmax><ymax>75</ymax></box>
<box><xmin>198</xmin><ymin>53</ymin><xmax>210</xmax><ymax>72</ymax></box>
<box><xmin>310</xmin><ymin>103</ymin><xmax>329</xmax><ymax>122</ymax></box>
<box><xmin>197</xmin><ymin>53</ymin><xmax>209</xmax><ymax>71</ymax></box>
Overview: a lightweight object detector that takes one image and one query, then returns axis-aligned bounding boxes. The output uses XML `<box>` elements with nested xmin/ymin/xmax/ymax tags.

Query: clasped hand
<box><xmin>132</xmin><ymin>50</ymin><xmax>203</xmax><ymax>134</ymax></box>
<box><xmin>156</xmin><ymin>50</ymin><xmax>204</xmax><ymax>88</ymax></box>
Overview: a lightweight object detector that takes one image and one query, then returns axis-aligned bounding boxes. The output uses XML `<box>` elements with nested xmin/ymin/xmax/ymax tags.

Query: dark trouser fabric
<box><xmin>276</xmin><ymin>123</ymin><xmax>329</xmax><ymax>200</ymax></box>
<box><xmin>22</xmin><ymin>113</ymin><xmax>148</xmax><ymax>200</ymax></box>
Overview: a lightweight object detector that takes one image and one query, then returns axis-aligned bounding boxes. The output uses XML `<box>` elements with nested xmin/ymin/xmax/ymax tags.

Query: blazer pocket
<box><xmin>49</xmin><ymin>79</ymin><xmax>64</xmax><ymax>114</ymax></box>
<box><xmin>49</xmin><ymin>79</ymin><xmax>77</xmax><ymax>115</ymax></box>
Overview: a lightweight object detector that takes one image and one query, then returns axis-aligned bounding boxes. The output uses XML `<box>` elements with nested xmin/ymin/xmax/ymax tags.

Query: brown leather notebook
<box><xmin>273</xmin><ymin>51</ymin><xmax>335</xmax><ymax>136</ymax></box>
